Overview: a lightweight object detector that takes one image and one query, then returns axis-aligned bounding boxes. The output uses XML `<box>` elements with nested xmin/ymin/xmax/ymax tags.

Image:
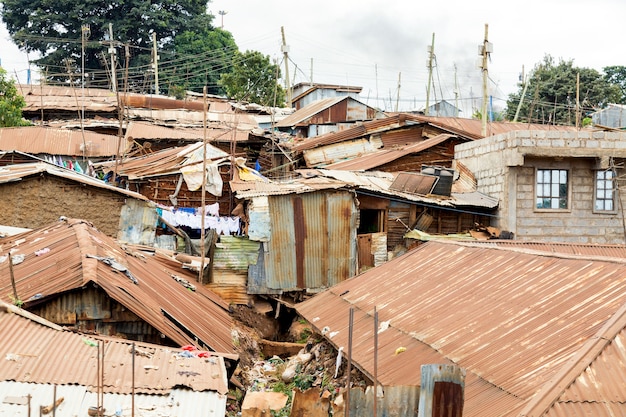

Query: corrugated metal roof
<box><xmin>411</xmin><ymin>115</ymin><xmax>582</xmax><ymax>139</ymax></box>
<box><xmin>296</xmin><ymin>240</ymin><xmax>626</xmax><ymax>417</ymax></box>
<box><xmin>390</xmin><ymin>172</ymin><xmax>438</xmax><ymax>195</ymax></box>
<box><xmin>468</xmin><ymin>240</ymin><xmax>626</xmax><ymax>258</ymax></box>
<box><xmin>0</xmin><ymin>301</ymin><xmax>229</xmax><ymax>394</ymax></box>
<box><xmin>233</xmin><ymin>168</ymin><xmax>498</xmax><ymax>210</ymax></box>
<box><xmin>0</xmin><ymin>126</ymin><xmax>125</xmax><ymax>156</ymax></box>
<box><xmin>275</xmin><ymin>96</ymin><xmax>351</xmax><ymax>128</ymax></box>
<box><xmin>324</xmin><ymin>134</ymin><xmax>455</xmax><ymax>171</ymax></box>
<box><xmin>0</xmin><ymin>162</ymin><xmax>149</xmax><ymax>201</ymax></box>
<box><xmin>96</xmin><ymin>141</ymin><xmax>229</xmax><ymax>179</ymax></box>
<box><xmin>0</xmin><ymin>218</ymin><xmax>236</xmax><ymax>355</ymax></box>
<box><xmin>288</xmin><ymin>113</ymin><xmax>582</xmax><ymax>152</ymax></box>
<box><xmin>125</xmin><ymin>121</ymin><xmax>205</xmax><ymax>141</ymax></box>
<box><xmin>0</xmin><ymin>382</ymin><xmax>227</xmax><ymax>417</ymax></box>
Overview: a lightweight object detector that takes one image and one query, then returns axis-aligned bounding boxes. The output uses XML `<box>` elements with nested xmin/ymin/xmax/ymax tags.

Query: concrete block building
<box><xmin>455</xmin><ymin>129</ymin><xmax>626</xmax><ymax>243</ymax></box>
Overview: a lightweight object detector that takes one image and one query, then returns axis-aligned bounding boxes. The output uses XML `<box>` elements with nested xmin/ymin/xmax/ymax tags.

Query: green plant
<box><xmin>297</xmin><ymin>327</ymin><xmax>312</xmax><ymax>344</ymax></box>
<box><xmin>9</xmin><ymin>295</ymin><xmax>23</xmax><ymax>308</ymax></box>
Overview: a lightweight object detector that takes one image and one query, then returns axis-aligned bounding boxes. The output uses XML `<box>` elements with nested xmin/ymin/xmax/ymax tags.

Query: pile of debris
<box><xmin>228</xmin><ymin>310</ymin><xmax>370</xmax><ymax>416</ymax></box>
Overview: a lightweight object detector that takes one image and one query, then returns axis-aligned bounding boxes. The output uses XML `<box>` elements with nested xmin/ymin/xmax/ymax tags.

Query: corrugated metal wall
<box><xmin>256</xmin><ymin>191</ymin><xmax>357</xmax><ymax>292</ymax></box>
<box><xmin>117</xmin><ymin>199</ymin><xmax>158</xmax><ymax>245</ymax></box>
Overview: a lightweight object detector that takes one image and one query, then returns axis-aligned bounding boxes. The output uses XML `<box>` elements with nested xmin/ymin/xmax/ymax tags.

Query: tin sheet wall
<box><xmin>249</xmin><ymin>191</ymin><xmax>357</xmax><ymax>293</ymax></box>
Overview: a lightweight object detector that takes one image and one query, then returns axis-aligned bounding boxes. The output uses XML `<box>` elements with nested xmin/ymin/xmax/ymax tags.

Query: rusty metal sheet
<box><xmin>259</xmin><ymin>191</ymin><xmax>356</xmax><ymax>292</ymax></box>
<box><xmin>390</xmin><ymin>172</ymin><xmax>438</xmax><ymax>195</ymax></box>
<box><xmin>0</xmin><ymin>301</ymin><xmax>230</xmax><ymax>394</ymax></box>
<box><xmin>0</xmin><ymin>218</ymin><xmax>236</xmax><ymax>355</ymax></box>
<box><xmin>324</xmin><ymin>134</ymin><xmax>454</xmax><ymax>171</ymax></box>
<box><xmin>296</xmin><ymin>240</ymin><xmax>626</xmax><ymax>417</ymax></box>
<box><xmin>0</xmin><ymin>126</ymin><xmax>124</xmax><ymax>157</ymax></box>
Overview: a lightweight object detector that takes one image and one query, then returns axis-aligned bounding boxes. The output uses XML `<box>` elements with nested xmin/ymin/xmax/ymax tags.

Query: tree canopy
<box><xmin>505</xmin><ymin>55</ymin><xmax>622</xmax><ymax>125</ymax></box>
<box><xmin>602</xmin><ymin>65</ymin><xmax>626</xmax><ymax>104</ymax></box>
<box><xmin>166</xmin><ymin>27</ymin><xmax>238</xmax><ymax>96</ymax></box>
<box><xmin>219</xmin><ymin>50</ymin><xmax>285</xmax><ymax>106</ymax></box>
<box><xmin>0</xmin><ymin>0</ymin><xmax>220</xmax><ymax>90</ymax></box>
<box><xmin>0</xmin><ymin>67</ymin><xmax>27</xmax><ymax>127</ymax></box>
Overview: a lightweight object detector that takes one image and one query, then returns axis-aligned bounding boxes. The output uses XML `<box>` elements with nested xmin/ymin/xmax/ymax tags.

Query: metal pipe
<box><xmin>132</xmin><ymin>342</ymin><xmax>135</xmax><ymax>417</ymax></box>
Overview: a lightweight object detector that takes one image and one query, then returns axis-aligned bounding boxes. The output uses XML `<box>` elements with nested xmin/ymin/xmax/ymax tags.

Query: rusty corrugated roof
<box><xmin>0</xmin><ymin>162</ymin><xmax>149</xmax><ymax>201</ymax></box>
<box><xmin>0</xmin><ymin>301</ymin><xmax>229</xmax><ymax>394</ymax></box>
<box><xmin>289</xmin><ymin>113</ymin><xmax>582</xmax><ymax>152</ymax></box>
<box><xmin>0</xmin><ymin>218</ymin><xmax>236</xmax><ymax>355</ymax></box>
<box><xmin>468</xmin><ymin>240</ymin><xmax>626</xmax><ymax>258</ymax></box>
<box><xmin>408</xmin><ymin>115</ymin><xmax>581</xmax><ymax>139</ymax></box>
<box><xmin>296</xmin><ymin>240</ymin><xmax>626</xmax><ymax>417</ymax></box>
<box><xmin>275</xmin><ymin>96</ymin><xmax>353</xmax><ymax>128</ymax></box>
<box><xmin>324</xmin><ymin>134</ymin><xmax>455</xmax><ymax>171</ymax></box>
<box><xmin>0</xmin><ymin>126</ymin><xmax>125</xmax><ymax>157</ymax></box>
<box><xmin>96</xmin><ymin>141</ymin><xmax>229</xmax><ymax>179</ymax></box>
<box><xmin>232</xmin><ymin>168</ymin><xmax>498</xmax><ymax>210</ymax></box>
<box><xmin>125</xmin><ymin>121</ymin><xmax>205</xmax><ymax>141</ymax></box>
<box><xmin>389</xmin><ymin>172</ymin><xmax>438</xmax><ymax>195</ymax></box>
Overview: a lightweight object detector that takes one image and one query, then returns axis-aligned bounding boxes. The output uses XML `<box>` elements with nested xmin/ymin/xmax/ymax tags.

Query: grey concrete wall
<box><xmin>455</xmin><ymin>130</ymin><xmax>626</xmax><ymax>244</ymax></box>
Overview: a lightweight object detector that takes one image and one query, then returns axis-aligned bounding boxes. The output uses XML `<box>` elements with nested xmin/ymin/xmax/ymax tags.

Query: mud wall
<box><xmin>0</xmin><ymin>175</ymin><xmax>127</xmax><ymax>237</ymax></box>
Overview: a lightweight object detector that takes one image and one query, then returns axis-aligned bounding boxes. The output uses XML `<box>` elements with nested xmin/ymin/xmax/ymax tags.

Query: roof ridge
<box><xmin>518</xmin><ymin>299</ymin><xmax>626</xmax><ymax>417</ymax></box>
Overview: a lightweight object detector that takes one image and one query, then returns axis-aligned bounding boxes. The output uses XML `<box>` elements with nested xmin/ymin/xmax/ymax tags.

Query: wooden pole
<box><xmin>346</xmin><ymin>307</ymin><xmax>354</xmax><ymax>417</ymax></box>
<box><xmin>8</xmin><ymin>255</ymin><xmax>18</xmax><ymax>304</ymax></box>
<box><xmin>373</xmin><ymin>307</ymin><xmax>378</xmax><ymax>417</ymax></box>
<box><xmin>131</xmin><ymin>342</ymin><xmax>135</xmax><ymax>417</ymax></box>
<box><xmin>481</xmin><ymin>24</ymin><xmax>489</xmax><ymax>137</ymax></box>
<box><xmin>199</xmin><ymin>86</ymin><xmax>208</xmax><ymax>285</ymax></box>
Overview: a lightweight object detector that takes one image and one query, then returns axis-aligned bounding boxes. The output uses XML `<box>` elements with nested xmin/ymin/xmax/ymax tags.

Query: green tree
<box><xmin>166</xmin><ymin>27</ymin><xmax>237</xmax><ymax>96</ymax></box>
<box><xmin>219</xmin><ymin>50</ymin><xmax>285</xmax><ymax>106</ymax></box>
<box><xmin>0</xmin><ymin>67</ymin><xmax>27</xmax><ymax>127</ymax></box>
<box><xmin>0</xmin><ymin>0</ymin><xmax>218</xmax><ymax>89</ymax></box>
<box><xmin>505</xmin><ymin>55</ymin><xmax>621</xmax><ymax>125</ymax></box>
<box><xmin>602</xmin><ymin>65</ymin><xmax>626</xmax><ymax>104</ymax></box>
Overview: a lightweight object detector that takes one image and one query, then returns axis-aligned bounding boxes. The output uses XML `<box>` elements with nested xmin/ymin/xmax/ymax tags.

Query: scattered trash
<box><xmin>334</xmin><ymin>347</ymin><xmax>344</xmax><ymax>378</ymax></box>
<box><xmin>394</xmin><ymin>347</ymin><xmax>407</xmax><ymax>355</ymax></box>
<box><xmin>11</xmin><ymin>254</ymin><xmax>25</xmax><ymax>265</ymax></box>
<box><xmin>5</xmin><ymin>353</ymin><xmax>19</xmax><ymax>361</ymax></box>
<box><xmin>82</xmin><ymin>338</ymin><xmax>98</xmax><ymax>347</ymax></box>
<box><xmin>34</xmin><ymin>247</ymin><xmax>51</xmax><ymax>256</ymax></box>
<box><xmin>86</xmin><ymin>254</ymin><xmax>138</xmax><ymax>284</ymax></box>
<box><xmin>143</xmin><ymin>365</ymin><xmax>159</xmax><ymax>370</ymax></box>
<box><xmin>378</xmin><ymin>320</ymin><xmax>390</xmax><ymax>333</ymax></box>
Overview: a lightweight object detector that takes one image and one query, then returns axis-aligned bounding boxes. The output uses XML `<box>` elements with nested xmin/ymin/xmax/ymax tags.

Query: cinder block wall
<box><xmin>455</xmin><ymin>130</ymin><xmax>626</xmax><ymax>244</ymax></box>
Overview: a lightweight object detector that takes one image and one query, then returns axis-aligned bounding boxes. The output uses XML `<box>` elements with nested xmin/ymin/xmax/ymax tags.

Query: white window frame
<box><xmin>535</xmin><ymin>168</ymin><xmax>570</xmax><ymax>211</ymax></box>
<box><xmin>594</xmin><ymin>169</ymin><xmax>617</xmax><ymax>214</ymax></box>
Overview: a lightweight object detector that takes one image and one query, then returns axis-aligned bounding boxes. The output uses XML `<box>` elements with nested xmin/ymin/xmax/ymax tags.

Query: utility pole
<box><xmin>218</xmin><ymin>10</ymin><xmax>227</xmax><ymax>29</ymax></box>
<box><xmin>575</xmin><ymin>72</ymin><xmax>580</xmax><ymax>129</ymax></box>
<box><xmin>81</xmin><ymin>24</ymin><xmax>90</xmax><ymax>130</ymax></box>
<box><xmin>479</xmin><ymin>23</ymin><xmax>491</xmax><ymax>136</ymax></box>
<box><xmin>395</xmin><ymin>72</ymin><xmax>401</xmax><ymax>112</ymax></box>
<box><xmin>513</xmin><ymin>67</ymin><xmax>529</xmax><ymax>123</ymax></box>
<box><xmin>281</xmin><ymin>27</ymin><xmax>292</xmax><ymax>107</ymax></box>
<box><xmin>454</xmin><ymin>64</ymin><xmax>459</xmax><ymax>117</ymax></box>
<box><xmin>108</xmin><ymin>23</ymin><xmax>117</xmax><ymax>92</ymax></box>
<box><xmin>152</xmin><ymin>32</ymin><xmax>159</xmax><ymax>95</ymax></box>
<box><xmin>425</xmin><ymin>33</ymin><xmax>435</xmax><ymax>116</ymax></box>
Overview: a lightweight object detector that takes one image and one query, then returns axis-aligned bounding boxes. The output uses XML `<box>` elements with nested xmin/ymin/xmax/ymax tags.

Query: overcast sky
<box><xmin>3</xmin><ymin>0</ymin><xmax>626</xmax><ymax>115</ymax></box>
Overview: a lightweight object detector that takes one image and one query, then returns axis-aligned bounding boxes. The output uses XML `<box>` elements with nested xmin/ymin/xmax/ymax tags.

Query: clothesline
<box><xmin>157</xmin><ymin>204</ymin><xmax>241</xmax><ymax>235</ymax></box>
